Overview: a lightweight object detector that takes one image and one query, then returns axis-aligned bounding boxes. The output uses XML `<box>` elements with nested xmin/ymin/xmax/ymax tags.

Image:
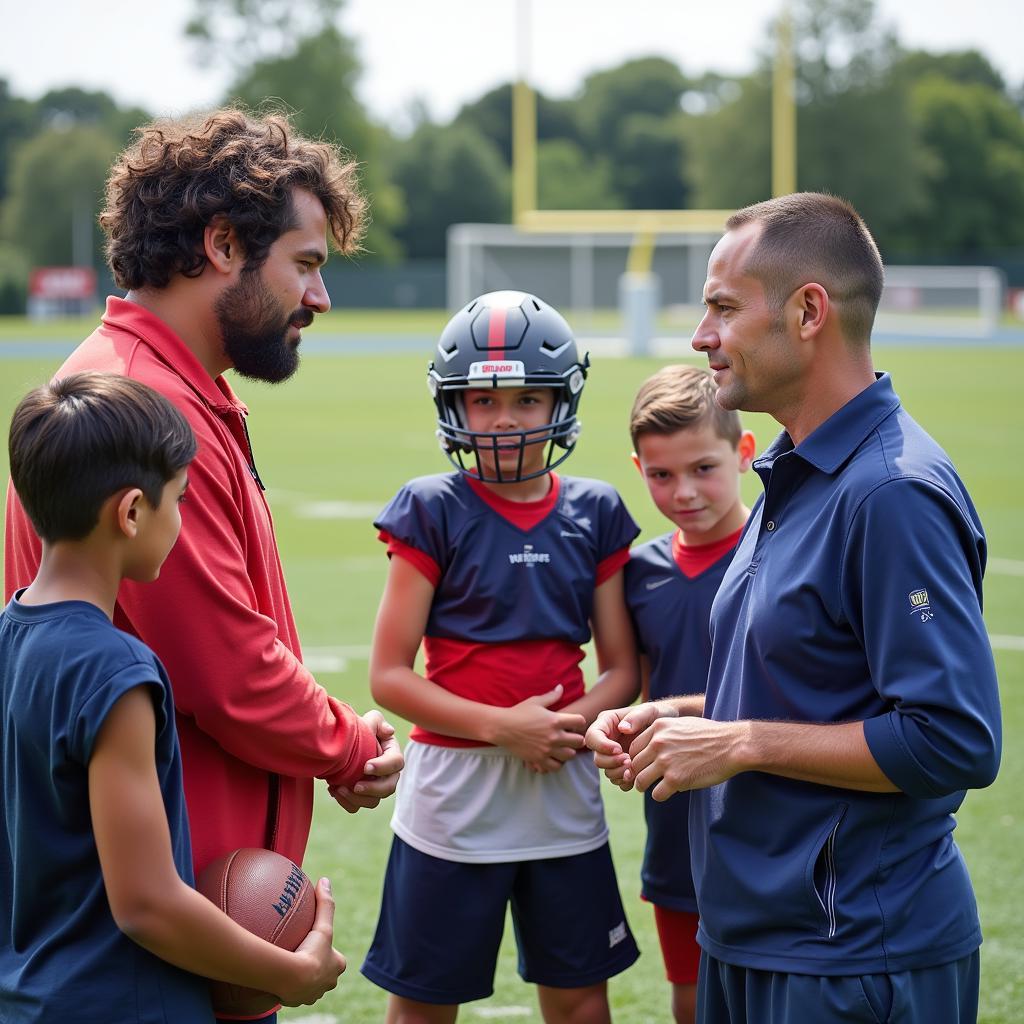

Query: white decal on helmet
<box><xmin>468</xmin><ymin>360</ymin><xmax>527</xmax><ymax>383</ymax></box>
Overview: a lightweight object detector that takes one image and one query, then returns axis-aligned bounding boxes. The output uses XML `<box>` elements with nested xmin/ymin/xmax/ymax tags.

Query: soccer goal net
<box><xmin>447</xmin><ymin>223</ymin><xmax>718</xmax><ymax>356</ymax></box>
<box><xmin>875</xmin><ymin>265</ymin><xmax>1005</xmax><ymax>339</ymax></box>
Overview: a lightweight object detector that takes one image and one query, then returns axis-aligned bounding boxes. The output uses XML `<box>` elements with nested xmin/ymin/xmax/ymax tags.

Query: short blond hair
<box><xmin>629</xmin><ymin>364</ymin><xmax>742</xmax><ymax>450</ymax></box>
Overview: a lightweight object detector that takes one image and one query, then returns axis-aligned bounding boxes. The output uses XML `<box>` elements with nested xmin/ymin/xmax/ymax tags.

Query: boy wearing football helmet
<box><xmin>362</xmin><ymin>291</ymin><xmax>641</xmax><ymax>1023</ymax></box>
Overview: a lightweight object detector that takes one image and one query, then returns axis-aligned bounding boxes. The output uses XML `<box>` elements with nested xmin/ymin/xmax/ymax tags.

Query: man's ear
<box><xmin>203</xmin><ymin>215</ymin><xmax>242</xmax><ymax>275</ymax></box>
<box><xmin>793</xmin><ymin>282</ymin><xmax>829</xmax><ymax>339</ymax></box>
<box><xmin>114</xmin><ymin>488</ymin><xmax>146</xmax><ymax>540</ymax></box>
<box><xmin>631</xmin><ymin>451</ymin><xmax>642</xmax><ymax>474</ymax></box>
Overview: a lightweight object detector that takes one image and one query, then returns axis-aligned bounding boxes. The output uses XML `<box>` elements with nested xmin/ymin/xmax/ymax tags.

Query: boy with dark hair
<box><xmin>1</xmin><ymin>372</ymin><xmax>345</xmax><ymax>1023</ymax></box>
<box><xmin>620</xmin><ymin>364</ymin><xmax>754</xmax><ymax>1023</ymax></box>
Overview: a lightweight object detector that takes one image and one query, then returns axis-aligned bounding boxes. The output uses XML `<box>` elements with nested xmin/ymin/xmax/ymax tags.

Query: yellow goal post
<box><xmin>491</xmin><ymin>1</ymin><xmax>797</xmax><ymax>351</ymax></box>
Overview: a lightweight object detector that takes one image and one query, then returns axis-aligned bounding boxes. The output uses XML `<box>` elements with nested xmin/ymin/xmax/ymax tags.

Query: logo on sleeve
<box><xmin>559</xmin><ymin>517</ymin><xmax>590</xmax><ymax>539</ymax></box>
<box><xmin>908</xmin><ymin>588</ymin><xmax>933</xmax><ymax>622</ymax></box>
<box><xmin>509</xmin><ymin>543</ymin><xmax>551</xmax><ymax>568</ymax></box>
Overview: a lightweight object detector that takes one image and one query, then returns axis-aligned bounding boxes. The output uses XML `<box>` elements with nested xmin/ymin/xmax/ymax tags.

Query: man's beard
<box><xmin>215</xmin><ymin>269</ymin><xmax>313</xmax><ymax>383</ymax></box>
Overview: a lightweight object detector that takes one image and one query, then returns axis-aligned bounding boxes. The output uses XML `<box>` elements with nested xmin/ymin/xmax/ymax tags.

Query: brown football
<box><xmin>196</xmin><ymin>847</ymin><xmax>315</xmax><ymax>1016</ymax></box>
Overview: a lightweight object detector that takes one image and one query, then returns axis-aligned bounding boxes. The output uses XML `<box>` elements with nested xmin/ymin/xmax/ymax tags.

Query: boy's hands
<box><xmin>491</xmin><ymin>684</ymin><xmax>586</xmax><ymax>773</ymax></box>
<box><xmin>277</xmin><ymin>878</ymin><xmax>347</xmax><ymax>1007</ymax></box>
<box><xmin>585</xmin><ymin>701</ymin><xmax>677</xmax><ymax>790</ymax></box>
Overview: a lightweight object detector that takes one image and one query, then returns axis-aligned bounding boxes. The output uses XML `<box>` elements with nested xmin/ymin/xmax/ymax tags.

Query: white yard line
<box><xmin>989</xmin><ymin>558</ymin><xmax>1024</xmax><ymax>577</ymax></box>
<box><xmin>303</xmin><ymin>646</ymin><xmax>373</xmax><ymax>673</ymax></box>
<box><xmin>295</xmin><ymin>500</ymin><xmax>384</xmax><ymax>519</ymax></box>
<box><xmin>990</xmin><ymin>635</ymin><xmax>1024</xmax><ymax>653</ymax></box>
<box><xmin>264</xmin><ymin>488</ymin><xmax>386</xmax><ymax>521</ymax></box>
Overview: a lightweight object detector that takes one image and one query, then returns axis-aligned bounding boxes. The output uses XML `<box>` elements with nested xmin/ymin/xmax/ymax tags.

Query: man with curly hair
<box><xmin>5</xmin><ymin>111</ymin><xmax>403</xmax><ymax>1016</ymax></box>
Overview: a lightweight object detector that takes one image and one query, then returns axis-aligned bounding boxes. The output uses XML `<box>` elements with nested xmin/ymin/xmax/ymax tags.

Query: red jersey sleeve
<box><xmin>596</xmin><ymin>545</ymin><xmax>631</xmax><ymax>585</ymax></box>
<box><xmin>378</xmin><ymin>529</ymin><xmax>442</xmax><ymax>587</ymax></box>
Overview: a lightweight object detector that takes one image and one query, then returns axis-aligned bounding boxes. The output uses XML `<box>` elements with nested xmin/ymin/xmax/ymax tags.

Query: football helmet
<box><xmin>428</xmin><ymin>290</ymin><xmax>589</xmax><ymax>482</ymax></box>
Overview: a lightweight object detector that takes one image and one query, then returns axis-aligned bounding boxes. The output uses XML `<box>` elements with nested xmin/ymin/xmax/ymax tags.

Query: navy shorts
<box><xmin>361</xmin><ymin>836</ymin><xmax>640</xmax><ymax>1005</ymax></box>
<box><xmin>697</xmin><ymin>950</ymin><xmax>980</xmax><ymax>1024</ymax></box>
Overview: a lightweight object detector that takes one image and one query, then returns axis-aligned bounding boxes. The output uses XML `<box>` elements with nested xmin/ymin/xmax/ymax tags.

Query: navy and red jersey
<box><xmin>624</xmin><ymin>527</ymin><xmax>742</xmax><ymax>913</ymax></box>
<box><xmin>375</xmin><ymin>471</ymin><xmax>639</xmax><ymax>746</ymax></box>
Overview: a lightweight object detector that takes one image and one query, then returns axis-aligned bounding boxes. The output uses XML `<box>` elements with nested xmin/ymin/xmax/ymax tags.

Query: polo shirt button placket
<box><xmin>765</xmin><ymin>520</ymin><xmax>776</xmax><ymax>532</ymax></box>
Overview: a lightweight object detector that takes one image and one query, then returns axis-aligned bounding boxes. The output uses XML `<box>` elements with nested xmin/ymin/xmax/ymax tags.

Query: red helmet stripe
<box><xmin>487</xmin><ymin>307</ymin><xmax>507</xmax><ymax>360</ymax></box>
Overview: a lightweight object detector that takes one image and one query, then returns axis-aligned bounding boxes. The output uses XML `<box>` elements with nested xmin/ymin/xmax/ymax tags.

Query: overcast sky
<box><xmin>2</xmin><ymin>0</ymin><xmax>1022</xmax><ymax>129</ymax></box>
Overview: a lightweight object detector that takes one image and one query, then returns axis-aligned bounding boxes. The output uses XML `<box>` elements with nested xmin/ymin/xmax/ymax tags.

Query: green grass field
<box><xmin>0</xmin><ymin>336</ymin><xmax>1021</xmax><ymax>1023</ymax></box>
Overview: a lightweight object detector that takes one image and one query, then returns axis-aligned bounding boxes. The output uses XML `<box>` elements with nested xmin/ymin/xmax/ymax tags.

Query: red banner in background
<box><xmin>29</xmin><ymin>266</ymin><xmax>97</xmax><ymax>301</ymax></box>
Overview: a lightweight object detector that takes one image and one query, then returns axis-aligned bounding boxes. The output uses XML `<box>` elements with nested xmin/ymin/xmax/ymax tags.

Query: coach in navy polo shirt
<box><xmin>587</xmin><ymin>192</ymin><xmax>1001</xmax><ymax>1024</ymax></box>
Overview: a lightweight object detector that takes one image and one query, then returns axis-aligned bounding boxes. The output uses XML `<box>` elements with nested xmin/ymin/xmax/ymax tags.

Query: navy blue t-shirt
<box><xmin>624</xmin><ymin>532</ymin><xmax>737</xmax><ymax>913</ymax></box>
<box><xmin>0</xmin><ymin>596</ymin><xmax>214</xmax><ymax>1023</ymax></box>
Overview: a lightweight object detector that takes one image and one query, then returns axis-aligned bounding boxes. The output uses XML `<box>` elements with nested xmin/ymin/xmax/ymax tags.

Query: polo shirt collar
<box><xmin>756</xmin><ymin>373</ymin><xmax>901</xmax><ymax>478</ymax></box>
<box><xmin>101</xmin><ymin>296</ymin><xmax>248</xmax><ymax>415</ymax></box>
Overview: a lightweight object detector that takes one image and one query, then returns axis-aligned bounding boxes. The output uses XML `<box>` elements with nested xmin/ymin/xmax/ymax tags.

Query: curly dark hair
<box><xmin>100</xmin><ymin>108</ymin><xmax>366</xmax><ymax>290</ymax></box>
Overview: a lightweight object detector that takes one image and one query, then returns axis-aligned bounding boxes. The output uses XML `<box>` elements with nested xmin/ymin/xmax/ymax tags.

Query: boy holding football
<box><xmin>593</xmin><ymin>364</ymin><xmax>754</xmax><ymax>1023</ymax></box>
<box><xmin>0</xmin><ymin>373</ymin><xmax>344</xmax><ymax>1022</ymax></box>
<box><xmin>361</xmin><ymin>291</ymin><xmax>641</xmax><ymax>1024</ymax></box>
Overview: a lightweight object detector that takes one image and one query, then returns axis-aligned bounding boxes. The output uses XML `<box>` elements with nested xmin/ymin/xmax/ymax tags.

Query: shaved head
<box><xmin>726</xmin><ymin>193</ymin><xmax>884</xmax><ymax>345</ymax></box>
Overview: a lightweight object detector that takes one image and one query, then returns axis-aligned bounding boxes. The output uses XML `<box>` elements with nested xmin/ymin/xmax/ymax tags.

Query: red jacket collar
<box><xmin>101</xmin><ymin>296</ymin><xmax>247</xmax><ymax>415</ymax></box>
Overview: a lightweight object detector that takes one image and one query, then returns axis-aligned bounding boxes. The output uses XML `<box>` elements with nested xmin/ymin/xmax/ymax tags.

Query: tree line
<box><xmin>1</xmin><ymin>0</ymin><xmax>1022</xmax><ymax>312</ymax></box>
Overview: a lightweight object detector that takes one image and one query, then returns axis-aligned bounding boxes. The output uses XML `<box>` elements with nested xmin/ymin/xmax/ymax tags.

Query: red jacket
<box><xmin>5</xmin><ymin>297</ymin><xmax>379</xmax><ymax>874</ymax></box>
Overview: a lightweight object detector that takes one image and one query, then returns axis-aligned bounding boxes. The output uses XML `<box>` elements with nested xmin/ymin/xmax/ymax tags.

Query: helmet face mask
<box><xmin>427</xmin><ymin>291</ymin><xmax>589</xmax><ymax>483</ymax></box>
